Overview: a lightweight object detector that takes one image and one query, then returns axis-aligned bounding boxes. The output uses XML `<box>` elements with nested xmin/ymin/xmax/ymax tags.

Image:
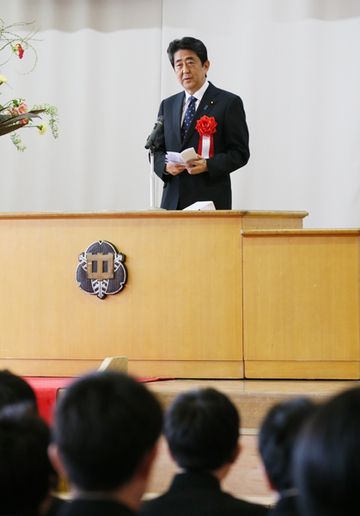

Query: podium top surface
<box><xmin>0</xmin><ymin>210</ymin><xmax>309</xmax><ymax>221</ymax></box>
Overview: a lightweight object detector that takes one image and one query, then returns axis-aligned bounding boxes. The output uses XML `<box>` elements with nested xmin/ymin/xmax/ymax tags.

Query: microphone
<box><xmin>145</xmin><ymin>116</ymin><xmax>164</xmax><ymax>150</ymax></box>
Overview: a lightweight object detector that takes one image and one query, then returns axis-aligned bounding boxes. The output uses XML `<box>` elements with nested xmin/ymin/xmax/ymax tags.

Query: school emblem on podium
<box><xmin>76</xmin><ymin>241</ymin><xmax>127</xmax><ymax>299</ymax></box>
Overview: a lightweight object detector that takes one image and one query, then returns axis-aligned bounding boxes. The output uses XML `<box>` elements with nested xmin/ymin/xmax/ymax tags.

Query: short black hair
<box><xmin>258</xmin><ymin>397</ymin><xmax>315</xmax><ymax>493</ymax></box>
<box><xmin>0</xmin><ymin>370</ymin><xmax>37</xmax><ymax>413</ymax></box>
<box><xmin>167</xmin><ymin>37</ymin><xmax>208</xmax><ymax>68</ymax></box>
<box><xmin>294</xmin><ymin>387</ymin><xmax>360</xmax><ymax>516</ymax></box>
<box><xmin>0</xmin><ymin>407</ymin><xmax>52</xmax><ymax>515</ymax></box>
<box><xmin>164</xmin><ymin>387</ymin><xmax>239</xmax><ymax>471</ymax></box>
<box><xmin>53</xmin><ymin>371</ymin><xmax>163</xmax><ymax>491</ymax></box>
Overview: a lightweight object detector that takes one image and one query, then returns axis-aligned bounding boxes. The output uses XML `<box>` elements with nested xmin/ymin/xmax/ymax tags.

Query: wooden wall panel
<box><xmin>243</xmin><ymin>230</ymin><xmax>360</xmax><ymax>378</ymax></box>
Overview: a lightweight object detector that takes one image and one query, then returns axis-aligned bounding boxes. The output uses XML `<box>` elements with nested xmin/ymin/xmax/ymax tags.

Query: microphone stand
<box><xmin>148</xmin><ymin>149</ymin><xmax>156</xmax><ymax>210</ymax></box>
<box><xmin>145</xmin><ymin>117</ymin><xmax>164</xmax><ymax>210</ymax></box>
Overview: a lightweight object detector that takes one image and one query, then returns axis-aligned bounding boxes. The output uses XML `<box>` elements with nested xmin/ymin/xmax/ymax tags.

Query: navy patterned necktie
<box><xmin>181</xmin><ymin>96</ymin><xmax>197</xmax><ymax>139</ymax></box>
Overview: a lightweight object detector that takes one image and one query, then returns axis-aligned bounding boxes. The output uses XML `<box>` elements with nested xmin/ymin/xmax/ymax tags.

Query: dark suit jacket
<box><xmin>269</xmin><ymin>494</ymin><xmax>300</xmax><ymax>516</ymax></box>
<box><xmin>140</xmin><ymin>472</ymin><xmax>269</xmax><ymax>516</ymax></box>
<box><xmin>154</xmin><ymin>82</ymin><xmax>249</xmax><ymax>210</ymax></box>
<box><xmin>57</xmin><ymin>499</ymin><xmax>135</xmax><ymax>516</ymax></box>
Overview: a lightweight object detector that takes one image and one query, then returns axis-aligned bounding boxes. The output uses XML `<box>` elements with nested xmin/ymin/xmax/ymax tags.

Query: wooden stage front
<box><xmin>1</xmin><ymin>209</ymin><xmax>359</xmax><ymax>380</ymax></box>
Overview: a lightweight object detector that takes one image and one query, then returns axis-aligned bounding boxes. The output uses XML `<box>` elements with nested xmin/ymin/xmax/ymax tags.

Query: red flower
<box><xmin>195</xmin><ymin>115</ymin><xmax>217</xmax><ymax>136</ymax></box>
<box><xmin>195</xmin><ymin>116</ymin><xmax>217</xmax><ymax>158</ymax></box>
<box><xmin>14</xmin><ymin>43</ymin><xmax>25</xmax><ymax>59</ymax></box>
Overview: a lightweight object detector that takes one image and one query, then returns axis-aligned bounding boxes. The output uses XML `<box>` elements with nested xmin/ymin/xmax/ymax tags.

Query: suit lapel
<box><xmin>197</xmin><ymin>82</ymin><xmax>219</xmax><ymax>116</ymax></box>
<box><xmin>173</xmin><ymin>92</ymin><xmax>184</xmax><ymax>149</ymax></box>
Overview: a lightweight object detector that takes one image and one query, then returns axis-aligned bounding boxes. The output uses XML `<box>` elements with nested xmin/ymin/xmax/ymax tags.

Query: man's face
<box><xmin>173</xmin><ymin>49</ymin><xmax>210</xmax><ymax>95</ymax></box>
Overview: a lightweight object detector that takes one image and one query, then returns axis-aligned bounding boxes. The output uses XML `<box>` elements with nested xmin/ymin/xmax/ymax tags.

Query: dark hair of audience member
<box><xmin>293</xmin><ymin>386</ymin><xmax>360</xmax><ymax>516</ymax></box>
<box><xmin>258</xmin><ymin>396</ymin><xmax>316</xmax><ymax>493</ymax></box>
<box><xmin>167</xmin><ymin>37</ymin><xmax>208</xmax><ymax>67</ymax></box>
<box><xmin>0</xmin><ymin>369</ymin><xmax>38</xmax><ymax>413</ymax></box>
<box><xmin>52</xmin><ymin>371</ymin><xmax>163</xmax><ymax>492</ymax></box>
<box><xmin>164</xmin><ymin>387</ymin><xmax>239</xmax><ymax>471</ymax></box>
<box><xmin>0</xmin><ymin>404</ymin><xmax>53</xmax><ymax>516</ymax></box>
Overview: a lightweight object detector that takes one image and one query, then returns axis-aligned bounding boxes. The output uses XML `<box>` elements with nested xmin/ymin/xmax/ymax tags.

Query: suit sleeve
<box><xmin>206</xmin><ymin>95</ymin><xmax>249</xmax><ymax>179</ymax></box>
<box><xmin>152</xmin><ymin>101</ymin><xmax>170</xmax><ymax>183</ymax></box>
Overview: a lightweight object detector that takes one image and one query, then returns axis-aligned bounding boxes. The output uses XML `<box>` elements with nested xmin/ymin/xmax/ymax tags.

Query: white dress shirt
<box><xmin>181</xmin><ymin>80</ymin><xmax>209</xmax><ymax>125</ymax></box>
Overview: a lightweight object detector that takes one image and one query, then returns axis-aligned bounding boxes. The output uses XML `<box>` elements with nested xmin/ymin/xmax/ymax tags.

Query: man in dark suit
<box><xmin>154</xmin><ymin>37</ymin><xmax>249</xmax><ymax>210</ymax></box>
<box><xmin>49</xmin><ymin>372</ymin><xmax>163</xmax><ymax>516</ymax></box>
<box><xmin>140</xmin><ymin>387</ymin><xmax>269</xmax><ymax>516</ymax></box>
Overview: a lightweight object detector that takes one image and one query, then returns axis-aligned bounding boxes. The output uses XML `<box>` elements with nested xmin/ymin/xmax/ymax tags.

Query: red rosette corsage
<box><xmin>195</xmin><ymin>115</ymin><xmax>217</xmax><ymax>158</ymax></box>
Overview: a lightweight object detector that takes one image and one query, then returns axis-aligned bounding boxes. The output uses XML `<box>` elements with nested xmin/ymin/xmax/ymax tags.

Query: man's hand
<box><xmin>186</xmin><ymin>155</ymin><xmax>208</xmax><ymax>175</ymax></box>
<box><xmin>165</xmin><ymin>163</ymin><xmax>186</xmax><ymax>176</ymax></box>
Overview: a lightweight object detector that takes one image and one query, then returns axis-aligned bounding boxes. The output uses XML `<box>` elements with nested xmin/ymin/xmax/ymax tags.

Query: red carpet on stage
<box><xmin>24</xmin><ymin>377</ymin><xmax>74</xmax><ymax>424</ymax></box>
<box><xmin>24</xmin><ymin>376</ymin><xmax>171</xmax><ymax>425</ymax></box>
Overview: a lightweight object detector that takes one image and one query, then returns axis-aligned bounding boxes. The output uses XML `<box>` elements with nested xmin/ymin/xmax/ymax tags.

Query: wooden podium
<box><xmin>0</xmin><ymin>210</ymin><xmax>306</xmax><ymax>378</ymax></box>
<box><xmin>242</xmin><ymin>229</ymin><xmax>360</xmax><ymax>379</ymax></box>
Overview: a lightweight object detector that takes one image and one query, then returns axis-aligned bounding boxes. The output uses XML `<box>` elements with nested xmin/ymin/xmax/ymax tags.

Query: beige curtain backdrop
<box><xmin>1</xmin><ymin>0</ymin><xmax>360</xmax><ymax>228</ymax></box>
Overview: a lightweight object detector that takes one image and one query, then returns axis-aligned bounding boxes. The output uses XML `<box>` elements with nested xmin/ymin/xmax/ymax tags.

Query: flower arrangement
<box><xmin>0</xmin><ymin>18</ymin><xmax>59</xmax><ymax>151</ymax></box>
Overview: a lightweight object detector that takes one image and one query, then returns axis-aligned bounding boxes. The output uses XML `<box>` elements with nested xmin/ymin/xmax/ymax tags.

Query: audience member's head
<box><xmin>294</xmin><ymin>386</ymin><xmax>360</xmax><ymax>516</ymax></box>
<box><xmin>164</xmin><ymin>387</ymin><xmax>240</xmax><ymax>474</ymax></box>
<box><xmin>0</xmin><ymin>369</ymin><xmax>37</xmax><ymax>413</ymax></box>
<box><xmin>51</xmin><ymin>371</ymin><xmax>163</xmax><ymax>507</ymax></box>
<box><xmin>0</xmin><ymin>405</ymin><xmax>52</xmax><ymax>516</ymax></box>
<box><xmin>258</xmin><ymin>397</ymin><xmax>315</xmax><ymax>495</ymax></box>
